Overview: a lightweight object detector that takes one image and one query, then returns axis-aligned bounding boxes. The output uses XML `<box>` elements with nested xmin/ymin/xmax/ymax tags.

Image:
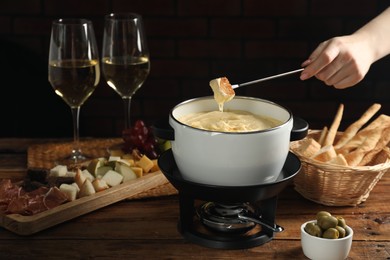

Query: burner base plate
<box><xmin>177</xmin><ymin>196</ymin><xmax>278</xmax><ymax>249</ymax></box>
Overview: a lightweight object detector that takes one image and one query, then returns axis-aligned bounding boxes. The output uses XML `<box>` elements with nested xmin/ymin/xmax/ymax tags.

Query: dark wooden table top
<box><xmin>0</xmin><ymin>138</ymin><xmax>389</xmax><ymax>259</ymax></box>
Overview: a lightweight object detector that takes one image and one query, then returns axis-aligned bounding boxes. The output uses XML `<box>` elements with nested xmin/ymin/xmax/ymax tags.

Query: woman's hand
<box><xmin>300</xmin><ymin>7</ymin><xmax>390</xmax><ymax>89</ymax></box>
<box><xmin>300</xmin><ymin>35</ymin><xmax>374</xmax><ymax>89</ymax></box>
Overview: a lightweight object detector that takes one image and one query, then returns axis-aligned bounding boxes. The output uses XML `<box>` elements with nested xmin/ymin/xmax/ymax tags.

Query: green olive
<box><xmin>335</xmin><ymin>226</ymin><xmax>346</xmax><ymax>238</ymax></box>
<box><xmin>318</xmin><ymin>215</ymin><xmax>338</xmax><ymax>230</ymax></box>
<box><xmin>337</xmin><ymin>216</ymin><xmax>347</xmax><ymax>229</ymax></box>
<box><xmin>304</xmin><ymin>222</ymin><xmax>323</xmax><ymax>237</ymax></box>
<box><xmin>316</xmin><ymin>211</ymin><xmax>331</xmax><ymax>221</ymax></box>
<box><xmin>323</xmin><ymin>228</ymin><xmax>339</xmax><ymax>239</ymax></box>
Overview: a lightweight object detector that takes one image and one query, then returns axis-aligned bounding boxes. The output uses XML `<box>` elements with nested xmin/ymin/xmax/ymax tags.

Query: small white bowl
<box><xmin>301</xmin><ymin>220</ymin><xmax>353</xmax><ymax>260</ymax></box>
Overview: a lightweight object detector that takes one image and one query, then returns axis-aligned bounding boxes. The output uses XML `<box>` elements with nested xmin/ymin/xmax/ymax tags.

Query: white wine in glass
<box><xmin>48</xmin><ymin>18</ymin><xmax>100</xmax><ymax>164</ymax></box>
<box><xmin>102</xmin><ymin>13</ymin><xmax>150</xmax><ymax>130</ymax></box>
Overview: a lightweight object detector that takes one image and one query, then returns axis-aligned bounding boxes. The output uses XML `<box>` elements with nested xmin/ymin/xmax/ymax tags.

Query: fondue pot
<box><xmin>153</xmin><ymin>96</ymin><xmax>307</xmax><ymax>186</ymax></box>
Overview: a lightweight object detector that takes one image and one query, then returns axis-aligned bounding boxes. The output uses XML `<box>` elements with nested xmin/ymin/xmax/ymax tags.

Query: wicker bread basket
<box><xmin>290</xmin><ymin>130</ymin><xmax>390</xmax><ymax>206</ymax></box>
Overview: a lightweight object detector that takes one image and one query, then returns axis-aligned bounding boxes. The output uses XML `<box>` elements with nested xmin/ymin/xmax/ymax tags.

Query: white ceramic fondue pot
<box><xmin>156</xmin><ymin>96</ymin><xmax>307</xmax><ymax>186</ymax></box>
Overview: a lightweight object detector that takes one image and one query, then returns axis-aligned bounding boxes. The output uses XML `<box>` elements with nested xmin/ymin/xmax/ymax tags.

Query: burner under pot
<box><xmin>178</xmin><ymin>195</ymin><xmax>282</xmax><ymax>249</ymax></box>
<box><xmin>198</xmin><ymin>202</ymin><xmax>283</xmax><ymax>234</ymax></box>
<box><xmin>158</xmin><ymin>149</ymin><xmax>301</xmax><ymax>249</ymax></box>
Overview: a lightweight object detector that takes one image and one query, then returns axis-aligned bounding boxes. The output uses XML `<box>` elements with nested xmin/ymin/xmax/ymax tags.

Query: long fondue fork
<box><xmin>231</xmin><ymin>68</ymin><xmax>304</xmax><ymax>89</ymax></box>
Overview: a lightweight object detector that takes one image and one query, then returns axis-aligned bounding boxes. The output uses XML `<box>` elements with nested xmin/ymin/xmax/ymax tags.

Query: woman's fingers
<box><xmin>315</xmin><ymin>50</ymin><xmax>353</xmax><ymax>82</ymax></box>
<box><xmin>323</xmin><ymin>62</ymin><xmax>366</xmax><ymax>89</ymax></box>
<box><xmin>300</xmin><ymin>39</ymin><xmax>340</xmax><ymax>80</ymax></box>
<box><xmin>300</xmin><ymin>36</ymin><xmax>370</xmax><ymax>88</ymax></box>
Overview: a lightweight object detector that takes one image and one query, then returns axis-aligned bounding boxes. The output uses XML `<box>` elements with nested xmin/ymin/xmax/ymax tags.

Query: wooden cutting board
<box><xmin>0</xmin><ymin>171</ymin><xmax>170</xmax><ymax>235</ymax></box>
<box><xmin>0</xmin><ymin>139</ymin><xmax>178</xmax><ymax>235</ymax></box>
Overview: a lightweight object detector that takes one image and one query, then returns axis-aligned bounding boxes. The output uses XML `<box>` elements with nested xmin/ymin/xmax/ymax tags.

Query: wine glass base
<box><xmin>55</xmin><ymin>152</ymin><xmax>90</xmax><ymax>168</ymax></box>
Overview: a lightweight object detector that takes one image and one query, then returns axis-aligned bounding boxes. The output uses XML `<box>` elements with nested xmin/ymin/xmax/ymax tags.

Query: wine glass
<box><xmin>102</xmin><ymin>13</ymin><xmax>150</xmax><ymax>130</ymax></box>
<box><xmin>48</xmin><ymin>18</ymin><xmax>100</xmax><ymax>164</ymax></box>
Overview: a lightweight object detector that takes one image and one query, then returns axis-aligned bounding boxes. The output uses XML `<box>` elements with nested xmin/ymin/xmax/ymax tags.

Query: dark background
<box><xmin>0</xmin><ymin>0</ymin><xmax>389</xmax><ymax>138</ymax></box>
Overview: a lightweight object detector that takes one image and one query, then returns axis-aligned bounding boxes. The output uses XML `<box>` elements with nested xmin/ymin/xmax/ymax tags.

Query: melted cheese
<box><xmin>178</xmin><ymin>110</ymin><xmax>282</xmax><ymax>132</ymax></box>
<box><xmin>209</xmin><ymin>77</ymin><xmax>235</xmax><ymax>112</ymax></box>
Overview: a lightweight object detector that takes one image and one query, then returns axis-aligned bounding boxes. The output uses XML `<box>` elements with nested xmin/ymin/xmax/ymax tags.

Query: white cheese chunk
<box><xmin>49</xmin><ymin>165</ymin><xmax>67</xmax><ymax>177</ymax></box>
<box><xmin>59</xmin><ymin>183</ymin><xmax>78</xmax><ymax>201</ymax></box>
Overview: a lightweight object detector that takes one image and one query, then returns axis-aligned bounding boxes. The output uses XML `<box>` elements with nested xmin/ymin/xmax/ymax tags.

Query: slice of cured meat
<box><xmin>0</xmin><ymin>179</ymin><xmax>68</xmax><ymax>216</ymax></box>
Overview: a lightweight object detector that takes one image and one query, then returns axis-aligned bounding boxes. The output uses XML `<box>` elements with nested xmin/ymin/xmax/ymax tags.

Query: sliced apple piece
<box><xmin>96</xmin><ymin>165</ymin><xmax>113</xmax><ymax>178</ymax></box>
<box><xmin>116</xmin><ymin>158</ymin><xmax>132</xmax><ymax>166</ymax></box>
<box><xmin>92</xmin><ymin>178</ymin><xmax>109</xmax><ymax>192</ymax></box>
<box><xmin>115</xmin><ymin>162</ymin><xmax>138</xmax><ymax>182</ymax></box>
<box><xmin>102</xmin><ymin>170</ymin><xmax>123</xmax><ymax>187</ymax></box>
<box><xmin>78</xmin><ymin>179</ymin><xmax>96</xmax><ymax>198</ymax></box>
<box><xmin>75</xmin><ymin>168</ymin><xmax>87</xmax><ymax>189</ymax></box>
<box><xmin>82</xmin><ymin>169</ymin><xmax>95</xmax><ymax>182</ymax></box>
<box><xmin>86</xmin><ymin>158</ymin><xmax>106</xmax><ymax>176</ymax></box>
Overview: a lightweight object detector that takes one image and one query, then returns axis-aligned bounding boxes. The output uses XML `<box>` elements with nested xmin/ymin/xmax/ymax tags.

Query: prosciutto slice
<box><xmin>0</xmin><ymin>179</ymin><xmax>68</xmax><ymax>216</ymax></box>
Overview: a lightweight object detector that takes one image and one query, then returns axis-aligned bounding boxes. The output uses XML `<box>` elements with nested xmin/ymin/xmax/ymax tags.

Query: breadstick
<box><xmin>344</xmin><ymin>150</ymin><xmax>366</xmax><ymax>167</ymax></box>
<box><xmin>357</xmin><ymin>114</ymin><xmax>390</xmax><ymax>133</ymax></box>
<box><xmin>344</xmin><ymin>128</ymin><xmax>383</xmax><ymax>166</ymax></box>
<box><xmin>318</xmin><ymin>126</ymin><xmax>328</xmax><ymax>147</ymax></box>
<box><xmin>366</xmin><ymin>147</ymin><xmax>390</xmax><ymax>166</ymax></box>
<box><xmin>337</xmin><ymin>114</ymin><xmax>390</xmax><ymax>155</ymax></box>
<box><xmin>323</xmin><ymin>104</ymin><xmax>344</xmax><ymax>147</ymax></box>
<box><xmin>334</xmin><ymin>103</ymin><xmax>381</xmax><ymax>149</ymax></box>
<box><xmin>359</xmin><ymin>127</ymin><xmax>390</xmax><ymax>166</ymax></box>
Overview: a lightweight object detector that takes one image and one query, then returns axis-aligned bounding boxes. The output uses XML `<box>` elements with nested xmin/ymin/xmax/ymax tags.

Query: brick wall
<box><xmin>0</xmin><ymin>0</ymin><xmax>389</xmax><ymax>138</ymax></box>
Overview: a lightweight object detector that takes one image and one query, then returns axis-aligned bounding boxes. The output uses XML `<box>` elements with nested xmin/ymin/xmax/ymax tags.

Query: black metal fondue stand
<box><xmin>158</xmin><ymin>150</ymin><xmax>301</xmax><ymax>249</ymax></box>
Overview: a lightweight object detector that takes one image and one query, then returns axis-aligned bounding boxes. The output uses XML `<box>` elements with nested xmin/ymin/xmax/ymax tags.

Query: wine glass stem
<box><xmin>71</xmin><ymin>106</ymin><xmax>82</xmax><ymax>159</ymax></box>
<box><xmin>123</xmin><ymin>97</ymin><xmax>132</xmax><ymax>129</ymax></box>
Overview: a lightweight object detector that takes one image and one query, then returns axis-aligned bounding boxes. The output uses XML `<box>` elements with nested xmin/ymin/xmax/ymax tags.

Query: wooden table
<box><xmin>0</xmin><ymin>138</ymin><xmax>389</xmax><ymax>259</ymax></box>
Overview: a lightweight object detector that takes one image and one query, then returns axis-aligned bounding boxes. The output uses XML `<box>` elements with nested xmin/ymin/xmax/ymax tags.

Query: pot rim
<box><xmin>169</xmin><ymin>95</ymin><xmax>293</xmax><ymax>135</ymax></box>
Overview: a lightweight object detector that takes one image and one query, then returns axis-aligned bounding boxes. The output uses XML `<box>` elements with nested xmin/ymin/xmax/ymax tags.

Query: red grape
<box><xmin>122</xmin><ymin>119</ymin><xmax>161</xmax><ymax>159</ymax></box>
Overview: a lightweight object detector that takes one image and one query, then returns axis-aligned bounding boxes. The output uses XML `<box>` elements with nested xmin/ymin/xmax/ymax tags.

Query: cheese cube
<box><xmin>150</xmin><ymin>159</ymin><xmax>160</xmax><ymax>172</ymax></box>
<box><xmin>108</xmin><ymin>156</ymin><xmax>121</xmax><ymax>162</ymax></box>
<box><xmin>65</xmin><ymin>171</ymin><xmax>76</xmax><ymax>178</ymax></box>
<box><xmin>136</xmin><ymin>155</ymin><xmax>154</xmax><ymax>173</ymax></box>
<box><xmin>82</xmin><ymin>169</ymin><xmax>95</xmax><ymax>182</ymax></box>
<box><xmin>49</xmin><ymin>165</ymin><xmax>67</xmax><ymax>177</ymax></box>
<box><xmin>59</xmin><ymin>183</ymin><xmax>78</xmax><ymax>201</ymax></box>
<box><xmin>131</xmin><ymin>167</ymin><xmax>143</xmax><ymax>178</ymax></box>
<box><xmin>71</xmin><ymin>182</ymin><xmax>80</xmax><ymax>193</ymax></box>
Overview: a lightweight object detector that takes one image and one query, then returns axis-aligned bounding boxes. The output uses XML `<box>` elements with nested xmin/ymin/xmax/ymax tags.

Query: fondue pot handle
<box><xmin>291</xmin><ymin>116</ymin><xmax>308</xmax><ymax>141</ymax></box>
<box><xmin>152</xmin><ymin>117</ymin><xmax>175</xmax><ymax>141</ymax></box>
<box><xmin>152</xmin><ymin>116</ymin><xmax>308</xmax><ymax>142</ymax></box>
